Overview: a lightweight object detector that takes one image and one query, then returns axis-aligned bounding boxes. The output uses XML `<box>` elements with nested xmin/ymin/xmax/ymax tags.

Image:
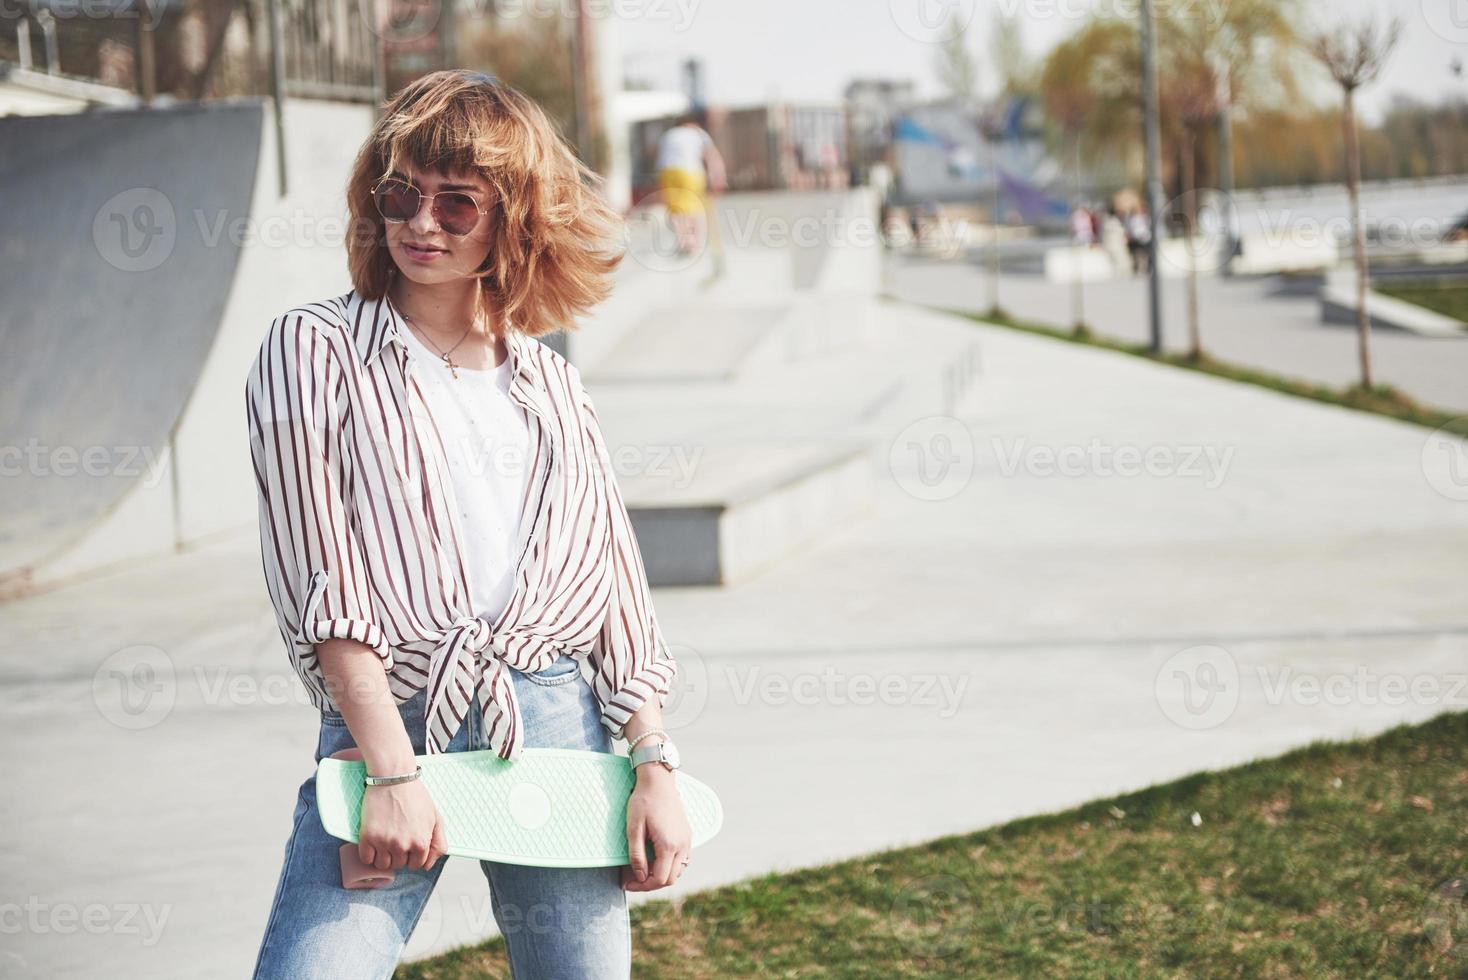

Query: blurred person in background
<box><xmin>1126</xmin><ymin>205</ymin><xmax>1153</xmax><ymax>275</ymax></box>
<box><xmin>654</xmin><ymin>111</ymin><xmax>727</xmax><ymax>255</ymax></box>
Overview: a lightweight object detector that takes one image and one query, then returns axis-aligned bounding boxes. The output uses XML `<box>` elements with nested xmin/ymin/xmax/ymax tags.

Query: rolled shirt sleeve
<box><xmin>245</xmin><ymin>311</ymin><xmax>392</xmax><ymax>709</ymax></box>
<box><xmin>571</xmin><ymin>368</ymin><xmax>679</xmax><ymax>742</ymax></box>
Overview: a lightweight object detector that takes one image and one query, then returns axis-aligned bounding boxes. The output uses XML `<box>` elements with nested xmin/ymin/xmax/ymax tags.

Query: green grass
<box><xmin>396</xmin><ymin>711</ymin><xmax>1468</xmax><ymax>979</ymax></box>
<box><xmin>926</xmin><ymin>301</ymin><xmax>1468</xmax><ymax>439</ymax></box>
<box><xmin>1376</xmin><ymin>279</ymin><xmax>1468</xmax><ymax>323</ymax></box>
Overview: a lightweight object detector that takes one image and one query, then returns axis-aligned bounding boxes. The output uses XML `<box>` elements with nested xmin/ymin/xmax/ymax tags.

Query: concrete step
<box><xmin>585</xmin><ymin>292</ymin><xmax>885</xmax><ymax>384</ymax></box>
<box><xmin>625</xmin><ymin>441</ymin><xmax>873</xmax><ymax>586</ymax></box>
<box><xmin>591</xmin><ymin>299</ymin><xmax>984</xmax><ymax>586</ymax></box>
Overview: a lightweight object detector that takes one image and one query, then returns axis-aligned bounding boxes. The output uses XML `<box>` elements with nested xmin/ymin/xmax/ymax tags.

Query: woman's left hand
<box><xmin>621</xmin><ymin>766</ymin><xmax>693</xmax><ymax>891</ymax></box>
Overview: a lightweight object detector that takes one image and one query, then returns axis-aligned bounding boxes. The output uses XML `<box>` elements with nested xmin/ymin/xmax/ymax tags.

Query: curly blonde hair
<box><xmin>346</xmin><ymin>69</ymin><xmax>626</xmax><ymax>338</ymax></box>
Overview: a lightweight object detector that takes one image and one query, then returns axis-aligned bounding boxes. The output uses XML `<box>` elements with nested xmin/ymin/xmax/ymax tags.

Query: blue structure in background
<box><xmin>890</xmin><ymin>97</ymin><xmax>1068</xmax><ymax>229</ymax></box>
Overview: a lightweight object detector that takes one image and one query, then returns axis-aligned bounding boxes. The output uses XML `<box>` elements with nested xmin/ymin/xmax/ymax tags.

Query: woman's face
<box><xmin>378</xmin><ymin>164</ymin><xmax>496</xmax><ymax>286</ymax></box>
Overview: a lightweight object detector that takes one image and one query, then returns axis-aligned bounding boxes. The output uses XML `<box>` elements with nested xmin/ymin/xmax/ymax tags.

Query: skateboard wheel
<box><xmin>340</xmin><ymin>843</ymin><xmax>396</xmax><ymax>889</ymax></box>
<box><xmin>330</xmin><ymin>748</ymin><xmax>395</xmax><ymax>888</ymax></box>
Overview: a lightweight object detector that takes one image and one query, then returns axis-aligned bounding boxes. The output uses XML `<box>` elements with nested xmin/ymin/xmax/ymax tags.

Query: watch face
<box><xmin>661</xmin><ymin>740</ymin><xmax>681</xmax><ymax>769</ymax></box>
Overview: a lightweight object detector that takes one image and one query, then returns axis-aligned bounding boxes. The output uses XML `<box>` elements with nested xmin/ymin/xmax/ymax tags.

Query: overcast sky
<box><xmin>614</xmin><ymin>0</ymin><xmax>1467</xmax><ymax>123</ymax></box>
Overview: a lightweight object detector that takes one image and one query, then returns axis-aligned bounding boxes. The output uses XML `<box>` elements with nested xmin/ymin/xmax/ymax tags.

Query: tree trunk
<box><xmin>1344</xmin><ymin>86</ymin><xmax>1373</xmax><ymax>390</ymax></box>
<box><xmin>1182</xmin><ymin>124</ymin><xmax>1201</xmax><ymax>359</ymax></box>
<box><xmin>135</xmin><ymin>0</ymin><xmax>157</xmax><ymax>102</ymax></box>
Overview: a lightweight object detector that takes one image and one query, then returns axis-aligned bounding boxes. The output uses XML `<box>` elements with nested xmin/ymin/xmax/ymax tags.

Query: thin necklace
<box><xmin>400</xmin><ymin>312</ymin><xmax>478</xmax><ymax>380</ymax></box>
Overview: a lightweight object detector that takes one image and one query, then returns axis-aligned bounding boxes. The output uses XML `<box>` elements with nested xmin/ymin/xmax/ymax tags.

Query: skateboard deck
<box><xmin>317</xmin><ymin>747</ymin><xmax>724</xmax><ymax>887</ymax></box>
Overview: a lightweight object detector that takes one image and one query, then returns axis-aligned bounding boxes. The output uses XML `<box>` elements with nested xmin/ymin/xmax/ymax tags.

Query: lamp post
<box><xmin>1139</xmin><ymin>0</ymin><xmax>1165</xmax><ymax>353</ymax></box>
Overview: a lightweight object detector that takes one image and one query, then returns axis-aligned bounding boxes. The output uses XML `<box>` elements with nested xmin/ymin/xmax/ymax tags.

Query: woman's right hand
<box><xmin>358</xmin><ymin>778</ymin><xmax>449</xmax><ymax>872</ymax></box>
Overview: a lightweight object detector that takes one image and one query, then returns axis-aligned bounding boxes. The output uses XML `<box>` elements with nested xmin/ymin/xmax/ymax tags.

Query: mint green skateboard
<box><xmin>317</xmin><ymin>747</ymin><xmax>724</xmax><ymax>888</ymax></box>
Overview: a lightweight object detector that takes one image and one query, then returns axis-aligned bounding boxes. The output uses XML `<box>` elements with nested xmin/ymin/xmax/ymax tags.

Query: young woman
<box><xmin>246</xmin><ymin>69</ymin><xmax>692</xmax><ymax>979</ymax></box>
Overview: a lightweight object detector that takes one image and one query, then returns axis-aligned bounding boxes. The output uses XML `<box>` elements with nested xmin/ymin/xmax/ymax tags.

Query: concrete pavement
<box><xmin>4</xmin><ymin>296</ymin><xmax>1467</xmax><ymax>978</ymax></box>
<box><xmin>888</xmin><ymin>252</ymin><xmax>1468</xmax><ymax>414</ymax></box>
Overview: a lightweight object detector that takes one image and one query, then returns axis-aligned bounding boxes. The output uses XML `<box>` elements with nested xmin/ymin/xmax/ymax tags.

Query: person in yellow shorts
<box><xmin>655</xmin><ymin>111</ymin><xmax>726</xmax><ymax>256</ymax></box>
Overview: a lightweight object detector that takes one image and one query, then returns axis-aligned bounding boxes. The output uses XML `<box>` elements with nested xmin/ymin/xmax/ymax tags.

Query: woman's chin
<box><xmin>391</xmin><ymin>256</ymin><xmax>460</xmax><ymax>284</ymax></box>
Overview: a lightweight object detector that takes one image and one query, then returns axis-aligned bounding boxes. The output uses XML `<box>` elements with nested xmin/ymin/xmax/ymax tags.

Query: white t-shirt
<box><xmin>655</xmin><ymin>124</ymin><xmax>712</xmax><ymax>172</ymax></box>
<box><xmin>401</xmin><ymin>325</ymin><xmax>532</xmax><ymax>623</ymax></box>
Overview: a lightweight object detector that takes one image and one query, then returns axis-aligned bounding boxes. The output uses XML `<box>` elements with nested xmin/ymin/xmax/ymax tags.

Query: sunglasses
<box><xmin>371</xmin><ymin>177</ymin><xmax>493</xmax><ymax>237</ymax></box>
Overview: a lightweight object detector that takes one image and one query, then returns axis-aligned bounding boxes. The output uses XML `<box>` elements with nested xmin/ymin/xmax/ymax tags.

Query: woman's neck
<box><xmin>389</xmin><ymin>275</ymin><xmax>504</xmax><ymax>341</ymax></box>
<box><xmin>389</xmin><ymin>274</ymin><xmax>508</xmax><ymax>370</ymax></box>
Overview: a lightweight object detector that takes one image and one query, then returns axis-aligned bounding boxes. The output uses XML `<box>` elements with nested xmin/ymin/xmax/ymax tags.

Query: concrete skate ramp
<box><xmin>0</xmin><ymin>101</ymin><xmax>262</xmax><ymax>584</ymax></box>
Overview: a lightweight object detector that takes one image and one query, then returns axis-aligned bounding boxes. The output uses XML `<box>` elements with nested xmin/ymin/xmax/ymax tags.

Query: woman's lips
<box><xmin>403</xmin><ymin>242</ymin><xmax>448</xmax><ymax>262</ymax></box>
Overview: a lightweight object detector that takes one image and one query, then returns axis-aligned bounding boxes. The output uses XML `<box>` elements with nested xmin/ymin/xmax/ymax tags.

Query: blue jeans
<box><xmin>251</xmin><ymin>653</ymin><xmax>631</xmax><ymax>979</ymax></box>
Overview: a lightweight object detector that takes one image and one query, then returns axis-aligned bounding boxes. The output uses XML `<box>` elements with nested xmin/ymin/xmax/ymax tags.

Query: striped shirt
<box><xmin>244</xmin><ymin>287</ymin><xmax>677</xmax><ymax>759</ymax></box>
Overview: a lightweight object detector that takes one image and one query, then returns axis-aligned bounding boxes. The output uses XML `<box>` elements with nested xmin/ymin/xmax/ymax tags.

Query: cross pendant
<box><xmin>442</xmin><ymin>353</ymin><xmax>459</xmax><ymax>380</ymax></box>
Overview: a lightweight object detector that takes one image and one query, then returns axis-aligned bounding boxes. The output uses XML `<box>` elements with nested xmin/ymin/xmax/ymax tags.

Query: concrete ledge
<box><xmin>1321</xmin><ymin>284</ymin><xmax>1467</xmax><ymax>338</ymax></box>
<box><xmin>629</xmin><ymin>442</ymin><xmax>873</xmax><ymax>586</ymax></box>
<box><xmin>1231</xmin><ymin>235</ymin><xmax>1339</xmax><ymax>275</ymax></box>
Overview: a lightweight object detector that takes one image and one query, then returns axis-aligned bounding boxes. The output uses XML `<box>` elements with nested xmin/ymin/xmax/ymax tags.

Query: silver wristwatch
<box><xmin>629</xmin><ymin>736</ymin><xmax>681</xmax><ymax>773</ymax></box>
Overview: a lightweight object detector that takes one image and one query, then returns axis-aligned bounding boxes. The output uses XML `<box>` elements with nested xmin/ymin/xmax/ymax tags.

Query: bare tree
<box><xmin>1158</xmin><ymin>0</ymin><xmax>1303</xmax><ymax>357</ymax></box>
<box><xmin>935</xmin><ymin>10</ymin><xmax>980</xmax><ymax>103</ymax></box>
<box><xmin>1039</xmin><ymin>18</ymin><xmax>1138</xmax><ymax>333</ymax></box>
<box><xmin>1158</xmin><ymin>53</ymin><xmax>1222</xmax><ymax>360</ymax></box>
<box><xmin>1309</xmin><ymin>14</ymin><xmax>1404</xmax><ymax>391</ymax></box>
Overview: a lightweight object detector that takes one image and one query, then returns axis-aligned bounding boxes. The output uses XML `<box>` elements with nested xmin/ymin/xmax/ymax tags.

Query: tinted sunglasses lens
<box><xmin>434</xmin><ymin>193</ymin><xmax>481</xmax><ymax>235</ymax></box>
<box><xmin>374</xmin><ymin>181</ymin><xmax>419</xmax><ymax>222</ymax></box>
